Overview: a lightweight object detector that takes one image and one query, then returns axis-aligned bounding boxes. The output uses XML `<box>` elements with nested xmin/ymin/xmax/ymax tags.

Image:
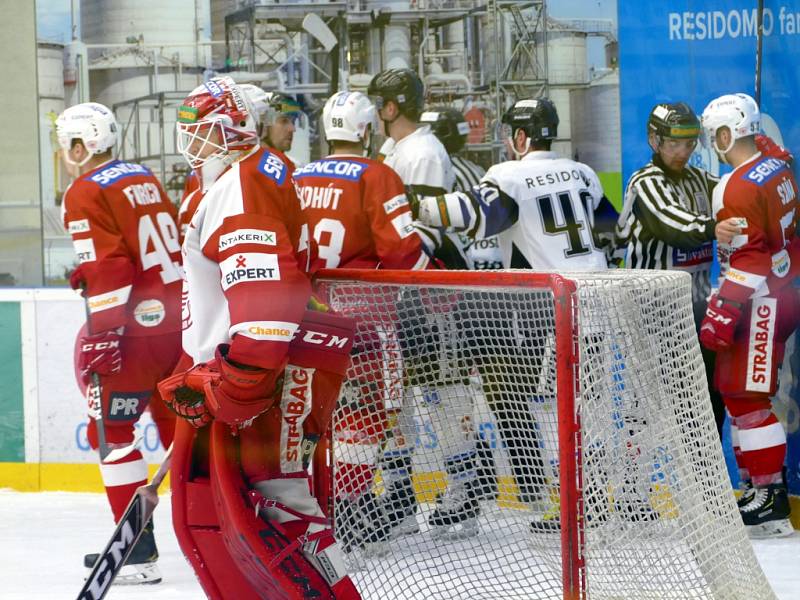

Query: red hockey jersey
<box><xmin>292</xmin><ymin>155</ymin><xmax>428</xmax><ymax>273</ymax></box>
<box><xmin>62</xmin><ymin>159</ymin><xmax>182</xmax><ymax>335</ymax></box>
<box><xmin>713</xmin><ymin>153</ymin><xmax>800</xmax><ymax>304</ymax></box>
<box><xmin>181</xmin><ymin>148</ymin><xmax>310</xmax><ymax>369</ymax></box>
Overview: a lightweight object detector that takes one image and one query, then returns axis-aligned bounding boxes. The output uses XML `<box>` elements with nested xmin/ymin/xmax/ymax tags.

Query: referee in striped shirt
<box><xmin>615</xmin><ymin>102</ymin><xmax>740</xmax><ymax>435</ymax></box>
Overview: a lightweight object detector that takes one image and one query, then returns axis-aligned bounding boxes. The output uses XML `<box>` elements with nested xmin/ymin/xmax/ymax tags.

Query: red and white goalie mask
<box><xmin>176</xmin><ymin>77</ymin><xmax>259</xmax><ymax>185</ymax></box>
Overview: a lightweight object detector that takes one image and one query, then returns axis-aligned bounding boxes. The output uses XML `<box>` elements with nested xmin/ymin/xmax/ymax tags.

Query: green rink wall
<box><xmin>0</xmin><ymin>302</ymin><xmax>23</xmax><ymax>461</ymax></box>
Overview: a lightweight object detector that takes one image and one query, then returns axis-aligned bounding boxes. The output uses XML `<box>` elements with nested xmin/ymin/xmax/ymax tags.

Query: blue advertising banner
<box><xmin>619</xmin><ymin>1</ymin><xmax>800</xmax><ymax>496</ymax></box>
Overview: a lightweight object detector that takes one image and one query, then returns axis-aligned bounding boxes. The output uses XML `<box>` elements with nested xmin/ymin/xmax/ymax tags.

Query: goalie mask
<box><xmin>420</xmin><ymin>107</ymin><xmax>471</xmax><ymax>154</ymax></box>
<box><xmin>701</xmin><ymin>93</ymin><xmax>761</xmax><ymax>162</ymax></box>
<box><xmin>322</xmin><ymin>91</ymin><xmax>377</xmax><ymax>154</ymax></box>
<box><xmin>176</xmin><ymin>77</ymin><xmax>258</xmax><ymax>175</ymax></box>
<box><xmin>501</xmin><ymin>98</ymin><xmax>559</xmax><ymax>158</ymax></box>
<box><xmin>55</xmin><ymin>102</ymin><xmax>119</xmax><ymax>167</ymax></box>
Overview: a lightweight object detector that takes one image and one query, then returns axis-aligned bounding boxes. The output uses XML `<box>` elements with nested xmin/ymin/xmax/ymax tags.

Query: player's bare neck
<box><xmin>80</xmin><ymin>153</ymin><xmax>115</xmax><ymax>175</ymax></box>
<box><xmin>726</xmin><ymin>140</ymin><xmax>759</xmax><ymax>169</ymax></box>
<box><xmin>390</xmin><ymin>118</ymin><xmax>419</xmax><ymax>143</ymax></box>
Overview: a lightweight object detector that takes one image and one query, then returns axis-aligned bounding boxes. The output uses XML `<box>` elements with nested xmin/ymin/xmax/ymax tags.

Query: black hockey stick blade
<box><xmin>76</xmin><ymin>445</ymin><xmax>173</xmax><ymax>600</ymax></box>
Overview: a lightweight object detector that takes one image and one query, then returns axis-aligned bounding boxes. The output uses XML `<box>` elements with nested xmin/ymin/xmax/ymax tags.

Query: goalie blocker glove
<box><xmin>699</xmin><ymin>294</ymin><xmax>743</xmax><ymax>352</ymax></box>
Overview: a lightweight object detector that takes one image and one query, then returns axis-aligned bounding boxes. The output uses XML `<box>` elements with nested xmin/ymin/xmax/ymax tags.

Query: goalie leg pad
<box><xmin>210</xmin><ymin>423</ymin><xmax>361</xmax><ymax>599</ymax></box>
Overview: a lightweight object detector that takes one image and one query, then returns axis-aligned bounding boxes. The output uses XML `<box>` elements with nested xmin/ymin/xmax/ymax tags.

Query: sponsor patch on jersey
<box><xmin>219</xmin><ymin>229</ymin><xmax>277</xmax><ymax>251</ymax></box>
<box><xmin>280</xmin><ymin>365</ymin><xmax>314</xmax><ymax>473</ymax></box>
<box><xmin>89</xmin><ymin>161</ymin><xmax>150</xmax><ymax>188</ymax></box>
<box><xmin>134</xmin><ymin>299</ymin><xmax>165</xmax><ymax>327</ymax></box>
<box><xmin>233</xmin><ymin>320</ymin><xmax>298</xmax><ymax>342</ymax></box>
<box><xmin>743</xmin><ymin>157</ymin><xmax>787</xmax><ymax>186</ymax></box>
<box><xmin>107</xmin><ymin>391</ymin><xmax>150</xmax><ymax>421</ymax></box>
<box><xmin>68</xmin><ymin>219</ymin><xmax>91</xmax><ymax>234</ymax></box>
<box><xmin>73</xmin><ymin>238</ymin><xmax>96</xmax><ymax>263</ymax></box>
<box><xmin>258</xmin><ymin>151</ymin><xmax>288</xmax><ymax>185</ymax></box>
<box><xmin>293</xmin><ymin>159</ymin><xmax>366</xmax><ymax>182</ymax></box>
<box><xmin>383</xmin><ymin>194</ymin><xmax>409</xmax><ymax>214</ymax></box>
<box><xmin>88</xmin><ymin>285</ymin><xmax>132</xmax><ymax>313</ymax></box>
<box><xmin>746</xmin><ymin>297</ymin><xmax>777</xmax><ymax>393</ymax></box>
<box><xmin>220</xmin><ymin>253</ymin><xmax>280</xmax><ymax>290</ymax></box>
<box><xmin>772</xmin><ymin>249</ymin><xmax>790</xmax><ymax>278</ymax></box>
<box><xmin>390</xmin><ymin>212</ymin><xmax>415</xmax><ymax>239</ymax></box>
<box><xmin>672</xmin><ymin>242</ymin><xmax>713</xmax><ymax>270</ymax></box>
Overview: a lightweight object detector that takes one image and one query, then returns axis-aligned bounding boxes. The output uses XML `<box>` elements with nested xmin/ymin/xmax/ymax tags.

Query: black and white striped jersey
<box><xmin>615</xmin><ymin>156</ymin><xmax>718</xmax><ymax>306</ymax></box>
<box><xmin>451</xmin><ymin>156</ymin><xmax>504</xmax><ymax>270</ymax></box>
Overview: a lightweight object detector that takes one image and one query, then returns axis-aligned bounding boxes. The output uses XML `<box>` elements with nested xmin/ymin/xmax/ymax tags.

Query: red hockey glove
<box><xmin>187</xmin><ymin>344</ymin><xmax>282</xmax><ymax>428</ymax></box>
<box><xmin>158</xmin><ymin>371</ymin><xmax>213</xmax><ymax>429</ymax></box>
<box><xmin>69</xmin><ymin>265</ymin><xmax>87</xmax><ymax>295</ymax></box>
<box><xmin>78</xmin><ymin>329</ymin><xmax>122</xmax><ymax>385</ymax></box>
<box><xmin>755</xmin><ymin>134</ymin><xmax>793</xmax><ymax>164</ymax></box>
<box><xmin>699</xmin><ymin>295</ymin><xmax>742</xmax><ymax>352</ymax></box>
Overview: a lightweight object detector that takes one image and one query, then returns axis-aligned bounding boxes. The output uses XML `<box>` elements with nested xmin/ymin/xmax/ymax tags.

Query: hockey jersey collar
<box><xmin>395</xmin><ymin>124</ymin><xmax>432</xmax><ymax>148</ymax></box>
<box><xmin>521</xmin><ymin>151</ymin><xmax>558</xmax><ymax>162</ymax></box>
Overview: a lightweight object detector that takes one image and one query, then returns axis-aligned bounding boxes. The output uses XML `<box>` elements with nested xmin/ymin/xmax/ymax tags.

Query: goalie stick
<box><xmin>76</xmin><ymin>444</ymin><xmax>173</xmax><ymax>600</ymax></box>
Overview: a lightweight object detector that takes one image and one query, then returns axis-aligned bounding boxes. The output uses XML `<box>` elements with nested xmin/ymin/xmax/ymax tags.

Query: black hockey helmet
<box><xmin>367</xmin><ymin>68</ymin><xmax>425</xmax><ymax>120</ymax></box>
<box><xmin>501</xmin><ymin>97</ymin><xmax>559</xmax><ymax>142</ymax></box>
<box><xmin>647</xmin><ymin>102</ymin><xmax>701</xmax><ymax>140</ymax></box>
<box><xmin>420</xmin><ymin>107</ymin><xmax>471</xmax><ymax>153</ymax></box>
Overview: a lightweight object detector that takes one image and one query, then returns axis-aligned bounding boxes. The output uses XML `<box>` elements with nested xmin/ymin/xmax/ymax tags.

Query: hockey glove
<box><xmin>699</xmin><ymin>295</ymin><xmax>742</xmax><ymax>352</ymax></box>
<box><xmin>184</xmin><ymin>345</ymin><xmax>282</xmax><ymax>429</ymax></box>
<box><xmin>159</xmin><ymin>375</ymin><xmax>213</xmax><ymax>429</ymax></box>
<box><xmin>78</xmin><ymin>329</ymin><xmax>122</xmax><ymax>385</ymax></box>
<box><xmin>69</xmin><ymin>264</ymin><xmax>87</xmax><ymax>295</ymax></box>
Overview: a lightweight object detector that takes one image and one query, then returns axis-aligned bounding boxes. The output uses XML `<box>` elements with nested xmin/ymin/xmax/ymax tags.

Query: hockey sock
<box><xmin>733</xmin><ymin>409</ymin><xmax>786</xmax><ymax>486</ymax></box>
<box><xmin>474</xmin><ymin>435</ymin><xmax>498</xmax><ymax>500</ymax></box>
<box><xmin>729</xmin><ymin>421</ymin><xmax>752</xmax><ymax>484</ymax></box>
<box><xmin>98</xmin><ymin>449</ymin><xmax>148</xmax><ymax>522</ymax></box>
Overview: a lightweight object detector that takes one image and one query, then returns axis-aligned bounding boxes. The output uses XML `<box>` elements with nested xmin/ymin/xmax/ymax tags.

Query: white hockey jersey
<box><xmin>381</xmin><ymin>125</ymin><xmax>455</xmax><ymax>193</ymax></box>
<box><xmin>418</xmin><ymin>151</ymin><xmax>609</xmax><ymax>271</ymax></box>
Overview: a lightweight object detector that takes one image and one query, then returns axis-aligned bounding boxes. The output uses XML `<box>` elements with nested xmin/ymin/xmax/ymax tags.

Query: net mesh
<box><xmin>315</xmin><ymin>270</ymin><xmax>775</xmax><ymax>600</ymax></box>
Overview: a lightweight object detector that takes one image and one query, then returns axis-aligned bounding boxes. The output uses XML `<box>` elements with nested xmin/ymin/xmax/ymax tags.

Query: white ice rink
<box><xmin>2</xmin><ymin>488</ymin><xmax>799</xmax><ymax>599</ymax></box>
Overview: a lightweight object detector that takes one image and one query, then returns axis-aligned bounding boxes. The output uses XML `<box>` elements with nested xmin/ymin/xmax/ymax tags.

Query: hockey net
<box><xmin>312</xmin><ymin>269</ymin><xmax>776</xmax><ymax>600</ymax></box>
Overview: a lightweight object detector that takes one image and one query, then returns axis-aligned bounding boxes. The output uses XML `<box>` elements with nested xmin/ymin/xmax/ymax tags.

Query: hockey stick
<box><xmin>76</xmin><ymin>444</ymin><xmax>173</xmax><ymax>600</ymax></box>
<box><xmin>82</xmin><ymin>295</ymin><xmax>142</xmax><ymax>464</ymax></box>
<box><xmin>302</xmin><ymin>13</ymin><xmax>347</xmax><ymax>92</ymax></box>
<box><xmin>755</xmin><ymin>0</ymin><xmax>764</xmax><ymax>105</ymax></box>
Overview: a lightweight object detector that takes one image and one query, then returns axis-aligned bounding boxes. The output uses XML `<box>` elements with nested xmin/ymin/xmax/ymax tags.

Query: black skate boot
<box><xmin>739</xmin><ymin>483</ymin><xmax>793</xmax><ymax>539</ymax></box>
<box><xmin>335</xmin><ymin>494</ymin><xmax>392</xmax><ymax>557</ymax></box>
<box><xmin>429</xmin><ymin>453</ymin><xmax>481</xmax><ymax>539</ymax></box>
<box><xmin>84</xmin><ymin>518</ymin><xmax>162</xmax><ymax>585</ymax></box>
<box><xmin>474</xmin><ymin>436</ymin><xmax>498</xmax><ymax>502</ymax></box>
<box><xmin>380</xmin><ymin>454</ymin><xmax>420</xmax><ymax>538</ymax></box>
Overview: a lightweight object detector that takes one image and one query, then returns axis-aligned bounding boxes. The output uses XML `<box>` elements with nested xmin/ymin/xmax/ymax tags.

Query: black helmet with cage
<box><xmin>501</xmin><ymin>97</ymin><xmax>559</xmax><ymax>142</ymax></box>
<box><xmin>420</xmin><ymin>107</ymin><xmax>471</xmax><ymax>154</ymax></box>
<box><xmin>367</xmin><ymin>68</ymin><xmax>425</xmax><ymax>120</ymax></box>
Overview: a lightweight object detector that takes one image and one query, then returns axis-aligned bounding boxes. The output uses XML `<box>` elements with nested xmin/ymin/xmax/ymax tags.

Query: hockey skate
<box><xmin>429</xmin><ymin>481</ymin><xmax>481</xmax><ymax>540</ymax></box>
<box><xmin>739</xmin><ymin>483</ymin><xmax>794</xmax><ymax>539</ymax></box>
<box><xmin>335</xmin><ymin>494</ymin><xmax>392</xmax><ymax>558</ymax></box>
<box><xmin>380</xmin><ymin>475</ymin><xmax>420</xmax><ymax>539</ymax></box>
<box><xmin>84</xmin><ymin>519</ymin><xmax>162</xmax><ymax>585</ymax></box>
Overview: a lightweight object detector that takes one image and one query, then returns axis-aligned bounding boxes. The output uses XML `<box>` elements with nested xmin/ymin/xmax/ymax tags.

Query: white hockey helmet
<box><xmin>55</xmin><ymin>102</ymin><xmax>119</xmax><ymax>166</ymax></box>
<box><xmin>239</xmin><ymin>83</ymin><xmax>270</xmax><ymax>122</ymax></box>
<box><xmin>322</xmin><ymin>91</ymin><xmax>378</xmax><ymax>145</ymax></box>
<box><xmin>176</xmin><ymin>76</ymin><xmax>258</xmax><ymax>171</ymax></box>
<box><xmin>701</xmin><ymin>93</ymin><xmax>761</xmax><ymax>157</ymax></box>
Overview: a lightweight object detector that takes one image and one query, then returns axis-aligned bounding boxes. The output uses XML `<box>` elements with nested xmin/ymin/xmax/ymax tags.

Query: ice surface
<box><xmin>1</xmin><ymin>489</ymin><xmax>797</xmax><ymax>599</ymax></box>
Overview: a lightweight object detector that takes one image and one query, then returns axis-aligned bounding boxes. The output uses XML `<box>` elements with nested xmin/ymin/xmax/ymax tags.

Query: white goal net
<box><xmin>312</xmin><ymin>269</ymin><xmax>775</xmax><ymax>600</ymax></box>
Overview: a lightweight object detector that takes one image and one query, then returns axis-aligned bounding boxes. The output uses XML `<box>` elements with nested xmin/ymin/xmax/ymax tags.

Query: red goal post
<box><xmin>310</xmin><ymin>268</ymin><xmax>775</xmax><ymax>600</ymax></box>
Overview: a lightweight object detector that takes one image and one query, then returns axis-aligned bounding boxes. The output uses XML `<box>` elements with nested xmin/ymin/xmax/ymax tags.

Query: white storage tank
<box><xmin>569</xmin><ymin>69</ymin><xmax>620</xmax><ymax>173</ymax></box>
